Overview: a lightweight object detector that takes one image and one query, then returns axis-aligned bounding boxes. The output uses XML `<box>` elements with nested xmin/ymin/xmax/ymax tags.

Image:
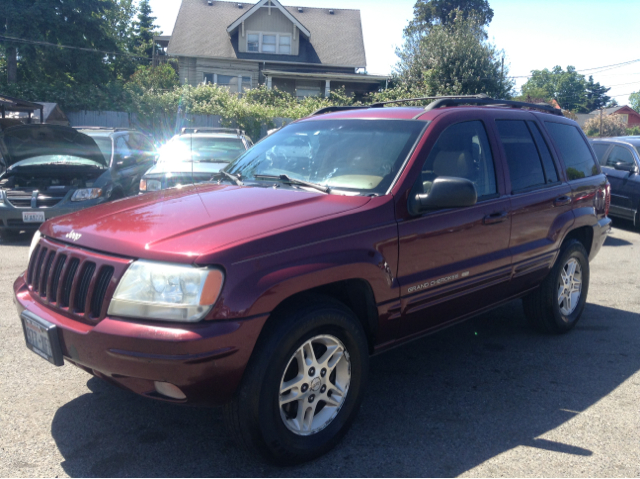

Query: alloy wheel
<box><xmin>279</xmin><ymin>334</ymin><xmax>351</xmax><ymax>436</ymax></box>
<box><xmin>558</xmin><ymin>258</ymin><xmax>582</xmax><ymax>316</ymax></box>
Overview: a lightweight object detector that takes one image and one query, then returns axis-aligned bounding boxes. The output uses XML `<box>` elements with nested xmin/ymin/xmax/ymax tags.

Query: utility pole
<box><xmin>599</xmin><ymin>108</ymin><xmax>603</xmax><ymax>137</ymax></box>
<box><xmin>5</xmin><ymin>17</ymin><xmax>17</xmax><ymax>84</ymax></box>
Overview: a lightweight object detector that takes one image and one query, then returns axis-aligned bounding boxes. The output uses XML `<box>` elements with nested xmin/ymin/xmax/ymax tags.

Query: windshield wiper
<box><xmin>215</xmin><ymin>170</ymin><xmax>243</xmax><ymax>186</ymax></box>
<box><xmin>253</xmin><ymin>174</ymin><xmax>330</xmax><ymax>194</ymax></box>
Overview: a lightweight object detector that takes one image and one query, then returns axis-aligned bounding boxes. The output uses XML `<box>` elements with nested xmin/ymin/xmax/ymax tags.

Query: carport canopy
<box><xmin>0</xmin><ymin>94</ymin><xmax>44</xmax><ymax>123</ymax></box>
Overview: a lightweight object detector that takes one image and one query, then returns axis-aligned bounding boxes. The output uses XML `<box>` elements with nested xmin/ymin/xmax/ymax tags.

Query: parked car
<box><xmin>15</xmin><ymin>97</ymin><xmax>611</xmax><ymax>464</ymax></box>
<box><xmin>590</xmin><ymin>137</ymin><xmax>640</xmax><ymax>226</ymax></box>
<box><xmin>139</xmin><ymin>128</ymin><xmax>251</xmax><ymax>192</ymax></box>
<box><xmin>75</xmin><ymin>127</ymin><xmax>157</xmax><ymax>197</ymax></box>
<box><xmin>0</xmin><ymin>124</ymin><xmax>141</xmax><ymax>241</ymax></box>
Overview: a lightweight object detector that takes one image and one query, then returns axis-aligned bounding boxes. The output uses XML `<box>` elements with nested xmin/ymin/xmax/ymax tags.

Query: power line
<box><xmin>0</xmin><ymin>34</ymin><xmax>151</xmax><ymax>61</ymax></box>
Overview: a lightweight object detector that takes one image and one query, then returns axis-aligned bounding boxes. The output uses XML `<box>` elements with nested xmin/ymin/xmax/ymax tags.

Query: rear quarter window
<box><xmin>545</xmin><ymin>122</ymin><xmax>599</xmax><ymax>180</ymax></box>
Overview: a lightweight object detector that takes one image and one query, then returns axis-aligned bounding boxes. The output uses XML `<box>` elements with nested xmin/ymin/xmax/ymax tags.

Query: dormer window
<box><xmin>246</xmin><ymin>31</ymin><xmax>292</xmax><ymax>55</ymax></box>
<box><xmin>247</xmin><ymin>34</ymin><xmax>259</xmax><ymax>52</ymax></box>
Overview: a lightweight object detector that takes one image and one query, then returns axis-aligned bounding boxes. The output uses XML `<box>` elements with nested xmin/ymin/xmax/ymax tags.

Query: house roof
<box><xmin>588</xmin><ymin>105</ymin><xmax>638</xmax><ymax>116</ymax></box>
<box><xmin>167</xmin><ymin>0</ymin><xmax>367</xmax><ymax>68</ymax></box>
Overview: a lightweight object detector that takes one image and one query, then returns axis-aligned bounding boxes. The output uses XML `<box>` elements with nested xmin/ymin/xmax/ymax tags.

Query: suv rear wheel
<box><xmin>523</xmin><ymin>239</ymin><xmax>590</xmax><ymax>333</ymax></box>
<box><xmin>223</xmin><ymin>297</ymin><xmax>369</xmax><ymax>464</ymax></box>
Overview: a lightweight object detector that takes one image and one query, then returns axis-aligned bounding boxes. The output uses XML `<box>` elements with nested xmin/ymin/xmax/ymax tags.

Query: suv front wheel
<box><xmin>523</xmin><ymin>239</ymin><xmax>590</xmax><ymax>333</ymax></box>
<box><xmin>223</xmin><ymin>297</ymin><xmax>369</xmax><ymax>464</ymax></box>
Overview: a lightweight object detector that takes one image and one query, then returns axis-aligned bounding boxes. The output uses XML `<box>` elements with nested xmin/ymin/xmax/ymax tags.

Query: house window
<box><xmin>618</xmin><ymin>114</ymin><xmax>629</xmax><ymax>124</ymax></box>
<box><xmin>295</xmin><ymin>80</ymin><xmax>322</xmax><ymax>98</ymax></box>
<box><xmin>248</xmin><ymin>34</ymin><xmax>259</xmax><ymax>52</ymax></box>
<box><xmin>247</xmin><ymin>32</ymin><xmax>293</xmax><ymax>55</ymax></box>
<box><xmin>203</xmin><ymin>73</ymin><xmax>252</xmax><ymax>93</ymax></box>
<box><xmin>262</xmin><ymin>35</ymin><xmax>276</xmax><ymax>53</ymax></box>
<box><xmin>279</xmin><ymin>35</ymin><xmax>291</xmax><ymax>54</ymax></box>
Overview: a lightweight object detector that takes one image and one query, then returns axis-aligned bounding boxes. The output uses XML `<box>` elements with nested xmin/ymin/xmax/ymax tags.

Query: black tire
<box><xmin>0</xmin><ymin>229</ymin><xmax>19</xmax><ymax>242</ymax></box>
<box><xmin>523</xmin><ymin>239</ymin><xmax>590</xmax><ymax>334</ymax></box>
<box><xmin>223</xmin><ymin>296</ymin><xmax>369</xmax><ymax>465</ymax></box>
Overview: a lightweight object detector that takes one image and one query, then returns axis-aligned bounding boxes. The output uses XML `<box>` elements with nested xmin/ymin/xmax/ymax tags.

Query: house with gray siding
<box><xmin>166</xmin><ymin>0</ymin><xmax>388</xmax><ymax>98</ymax></box>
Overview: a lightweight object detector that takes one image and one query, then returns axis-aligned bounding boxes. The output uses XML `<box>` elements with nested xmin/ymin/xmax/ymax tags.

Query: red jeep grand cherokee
<box><xmin>15</xmin><ymin>96</ymin><xmax>611</xmax><ymax>464</ymax></box>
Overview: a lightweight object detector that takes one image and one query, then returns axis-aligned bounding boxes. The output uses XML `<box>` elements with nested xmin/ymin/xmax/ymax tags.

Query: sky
<box><xmin>148</xmin><ymin>0</ymin><xmax>640</xmax><ymax>107</ymax></box>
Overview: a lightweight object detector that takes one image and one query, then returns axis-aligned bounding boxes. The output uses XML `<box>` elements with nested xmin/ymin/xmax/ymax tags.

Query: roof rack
<box><xmin>180</xmin><ymin>127</ymin><xmax>245</xmax><ymax>135</ymax></box>
<box><xmin>309</xmin><ymin>94</ymin><xmax>563</xmax><ymax>117</ymax></box>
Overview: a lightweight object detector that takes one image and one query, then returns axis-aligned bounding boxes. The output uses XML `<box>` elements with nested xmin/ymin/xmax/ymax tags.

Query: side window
<box><xmin>607</xmin><ymin>146</ymin><xmax>635</xmax><ymax>167</ymax></box>
<box><xmin>527</xmin><ymin>121</ymin><xmax>558</xmax><ymax>183</ymax></box>
<box><xmin>591</xmin><ymin>143</ymin><xmax>611</xmax><ymax>166</ymax></box>
<box><xmin>496</xmin><ymin>120</ymin><xmax>546</xmax><ymax>192</ymax></box>
<box><xmin>115</xmin><ymin>135</ymin><xmax>133</xmax><ymax>161</ymax></box>
<box><xmin>545</xmin><ymin>122</ymin><xmax>598</xmax><ymax>180</ymax></box>
<box><xmin>421</xmin><ymin>121</ymin><xmax>497</xmax><ymax>198</ymax></box>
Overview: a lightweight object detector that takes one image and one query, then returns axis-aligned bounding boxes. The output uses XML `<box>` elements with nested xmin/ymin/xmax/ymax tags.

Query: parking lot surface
<box><xmin>1</xmin><ymin>221</ymin><xmax>639</xmax><ymax>477</ymax></box>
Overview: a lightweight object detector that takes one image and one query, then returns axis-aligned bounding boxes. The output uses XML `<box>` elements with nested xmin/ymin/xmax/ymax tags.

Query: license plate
<box><xmin>20</xmin><ymin>311</ymin><xmax>64</xmax><ymax>366</ymax></box>
<box><xmin>22</xmin><ymin>211</ymin><xmax>45</xmax><ymax>223</ymax></box>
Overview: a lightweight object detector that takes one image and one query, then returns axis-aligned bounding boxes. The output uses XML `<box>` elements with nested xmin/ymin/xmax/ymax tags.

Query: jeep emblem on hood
<box><xmin>65</xmin><ymin>230</ymin><xmax>82</xmax><ymax>242</ymax></box>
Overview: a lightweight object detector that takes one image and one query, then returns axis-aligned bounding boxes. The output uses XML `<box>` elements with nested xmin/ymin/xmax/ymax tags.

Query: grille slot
<box><xmin>91</xmin><ymin>267</ymin><xmax>114</xmax><ymax>318</ymax></box>
<box><xmin>49</xmin><ymin>255</ymin><xmax>67</xmax><ymax>302</ymax></box>
<box><xmin>27</xmin><ymin>245</ymin><xmax>41</xmax><ymax>285</ymax></box>
<box><xmin>40</xmin><ymin>252</ymin><xmax>56</xmax><ymax>297</ymax></box>
<box><xmin>61</xmin><ymin>258</ymin><xmax>80</xmax><ymax>308</ymax></box>
<box><xmin>32</xmin><ymin>248</ymin><xmax>48</xmax><ymax>293</ymax></box>
<box><xmin>74</xmin><ymin>262</ymin><xmax>96</xmax><ymax>313</ymax></box>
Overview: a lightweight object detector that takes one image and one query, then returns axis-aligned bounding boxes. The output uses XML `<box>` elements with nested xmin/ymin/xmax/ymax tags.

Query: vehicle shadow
<box><xmin>51</xmin><ymin>300</ymin><xmax>640</xmax><ymax>477</ymax></box>
<box><xmin>0</xmin><ymin>231</ymin><xmax>34</xmax><ymax>246</ymax></box>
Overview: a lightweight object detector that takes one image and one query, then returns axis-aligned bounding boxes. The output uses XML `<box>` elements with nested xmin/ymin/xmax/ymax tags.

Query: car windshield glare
<box><xmin>225</xmin><ymin>119</ymin><xmax>425</xmax><ymax>195</ymax></box>
<box><xmin>158</xmin><ymin>136</ymin><xmax>246</xmax><ymax>164</ymax></box>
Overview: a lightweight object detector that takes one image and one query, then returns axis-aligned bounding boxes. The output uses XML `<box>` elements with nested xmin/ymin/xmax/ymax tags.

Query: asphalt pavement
<box><xmin>1</xmin><ymin>221</ymin><xmax>639</xmax><ymax>477</ymax></box>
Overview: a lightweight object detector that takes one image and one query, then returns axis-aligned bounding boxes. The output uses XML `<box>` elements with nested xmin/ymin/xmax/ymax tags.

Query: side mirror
<box><xmin>115</xmin><ymin>154</ymin><xmax>133</xmax><ymax>168</ymax></box>
<box><xmin>613</xmin><ymin>162</ymin><xmax>638</xmax><ymax>174</ymax></box>
<box><xmin>409</xmin><ymin>177</ymin><xmax>478</xmax><ymax>215</ymax></box>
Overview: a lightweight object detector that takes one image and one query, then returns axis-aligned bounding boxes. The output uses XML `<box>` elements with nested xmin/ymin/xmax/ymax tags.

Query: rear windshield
<box><xmin>159</xmin><ymin>136</ymin><xmax>246</xmax><ymax>163</ymax></box>
<box><xmin>226</xmin><ymin>119</ymin><xmax>425</xmax><ymax>195</ymax></box>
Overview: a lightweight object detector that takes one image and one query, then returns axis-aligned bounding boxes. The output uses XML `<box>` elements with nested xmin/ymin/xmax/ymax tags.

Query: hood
<box><xmin>43</xmin><ymin>184</ymin><xmax>370</xmax><ymax>262</ymax></box>
<box><xmin>0</xmin><ymin>124</ymin><xmax>106</xmax><ymax>167</ymax></box>
<box><xmin>145</xmin><ymin>161</ymin><xmax>229</xmax><ymax>177</ymax></box>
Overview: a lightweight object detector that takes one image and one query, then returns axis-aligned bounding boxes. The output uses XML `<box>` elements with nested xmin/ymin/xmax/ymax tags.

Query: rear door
<box><xmin>494</xmin><ymin>118</ymin><xmax>574</xmax><ymax>293</ymax></box>
<box><xmin>600</xmin><ymin>145</ymin><xmax>638</xmax><ymax>219</ymax></box>
<box><xmin>397</xmin><ymin>118</ymin><xmax>512</xmax><ymax>338</ymax></box>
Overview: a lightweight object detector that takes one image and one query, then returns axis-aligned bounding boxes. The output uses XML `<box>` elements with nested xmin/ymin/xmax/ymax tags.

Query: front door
<box><xmin>397</xmin><ymin>120</ymin><xmax>512</xmax><ymax>339</ymax></box>
<box><xmin>601</xmin><ymin>145</ymin><xmax>639</xmax><ymax>219</ymax></box>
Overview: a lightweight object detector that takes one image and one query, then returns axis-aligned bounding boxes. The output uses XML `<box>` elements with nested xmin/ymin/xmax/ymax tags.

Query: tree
<box><xmin>582</xmin><ymin>114</ymin><xmax>627</xmax><ymax>138</ymax></box>
<box><xmin>520</xmin><ymin>67</ymin><xmax>612</xmax><ymax>113</ymax></box>
<box><xmin>584</xmin><ymin>75</ymin><xmax>611</xmax><ymax>112</ymax></box>
<box><xmin>395</xmin><ymin>12</ymin><xmax>513</xmax><ymax>98</ymax></box>
<box><xmin>0</xmin><ymin>0</ymin><xmax>132</xmax><ymax>85</ymax></box>
<box><xmin>405</xmin><ymin>0</ymin><xmax>494</xmax><ymax>36</ymax></box>
<box><xmin>630</xmin><ymin>91</ymin><xmax>640</xmax><ymax>113</ymax></box>
<box><xmin>131</xmin><ymin>0</ymin><xmax>159</xmax><ymax>59</ymax></box>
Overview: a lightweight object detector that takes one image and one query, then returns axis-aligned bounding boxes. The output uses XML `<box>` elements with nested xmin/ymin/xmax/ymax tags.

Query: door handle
<box><xmin>554</xmin><ymin>196</ymin><xmax>572</xmax><ymax>207</ymax></box>
<box><xmin>483</xmin><ymin>211</ymin><xmax>508</xmax><ymax>225</ymax></box>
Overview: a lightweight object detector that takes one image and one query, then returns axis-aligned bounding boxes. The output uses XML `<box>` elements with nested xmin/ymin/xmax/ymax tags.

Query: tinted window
<box><xmin>607</xmin><ymin>146</ymin><xmax>635</xmax><ymax>167</ymax></box>
<box><xmin>421</xmin><ymin>121</ymin><xmax>497</xmax><ymax>198</ymax></box>
<box><xmin>545</xmin><ymin>122</ymin><xmax>598</xmax><ymax>180</ymax></box>
<box><xmin>527</xmin><ymin>121</ymin><xmax>558</xmax><ymax>183</ymax></box>
<box><xmin>591</xmin><ymin>143</ymin><xmax>610</xmax><ymax>165</ymax></box>
<box><xmin>496</xmin><ymin>120</ymin><xmax>546</xmax><ymax>192</ymax></box>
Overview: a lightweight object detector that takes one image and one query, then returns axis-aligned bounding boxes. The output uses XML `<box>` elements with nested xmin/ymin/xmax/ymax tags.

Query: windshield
<box><xmin>159</xmin><ymin>136</ymin><xmax>246</xmax><ymax>163</ymax></box>
<box><xmin>92</xmin><ymin>137</ymin><xmax>113</xmax><ymax>162</ymax></box>
<box><xmin>226</xmin><ymin>120</ymin><xmax>425</xmax><ymax>195</ymax></box>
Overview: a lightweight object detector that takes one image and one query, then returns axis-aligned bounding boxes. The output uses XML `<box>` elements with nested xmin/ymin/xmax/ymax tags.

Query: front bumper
<box><xmin>14</xmin><ymin>273</ymin><xmax>267</xmax><ymax>405</ymax></box>
<box><xmin>0</xmin><ymin>199</ymin><xmax>106</xmax><ymax>231</ymax></box>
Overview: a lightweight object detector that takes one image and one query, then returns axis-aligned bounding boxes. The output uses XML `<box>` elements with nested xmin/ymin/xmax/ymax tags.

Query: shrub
<box><xmin>583</xmin><ymin>114</ymin><xmax>627</xmax><ymax>137</ymax></box>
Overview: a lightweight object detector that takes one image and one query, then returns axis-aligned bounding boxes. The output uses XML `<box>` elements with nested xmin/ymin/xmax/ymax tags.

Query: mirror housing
<box><xmin>409</xmin><ymin>176</ymin><xmax>478</xmax><ymax>215</ymax></box>
<box><xmin>613</xmin><ymin>161</ymin><xmax>638</xmax><ymax>174</ymax></box>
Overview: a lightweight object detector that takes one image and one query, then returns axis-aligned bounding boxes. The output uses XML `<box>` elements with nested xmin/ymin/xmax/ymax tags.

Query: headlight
<box><xmin>71</xmin><ymin>188</ymin><xmax>102</xmax><ymax>202</ymax></box>
<box><xmin>107</xmin><ymin>260</ymin><xmax>224</xmax><ymax>322</ymax></box>
<box><xmin>145</xmin><ymin>179</ymin><xmax>162</xmax><ymax>192</ymax></box>
<box><xmin>28</xmin><ymin>230</ymin><xmax>41</xmax><ymax>261</ymax></box>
